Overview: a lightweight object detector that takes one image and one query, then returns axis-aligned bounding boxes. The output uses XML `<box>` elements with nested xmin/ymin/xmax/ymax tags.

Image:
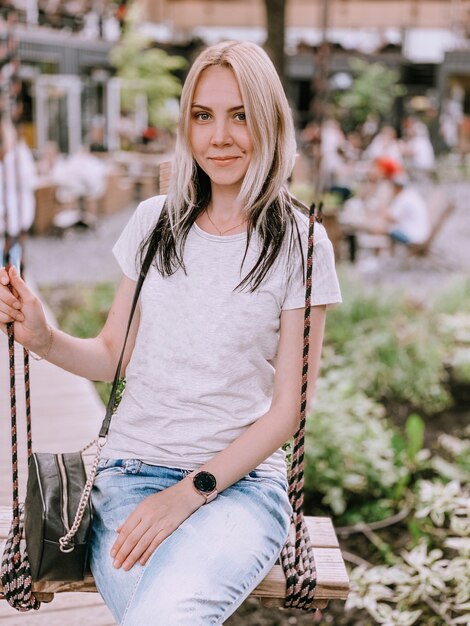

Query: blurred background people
<box><xmin>377</xmin><ymin>173</ymin><xmax>431</xmax><ymax>245</ymax></box>
<box><xmin>401</xmin><ymin>118</ymin><xmax>435</xmax><ymax>177</ymax></box>
<box><xmin>320</xmin><ymin>119</ymin><xmax>348</xmax><ymax>188</ymax></box>
<box><xmin>0</xmin><ymin>123</ymin><xmax>37</xmax><ymax>241</ymax></box>
<box><xmin>364</xmin><ymin>125</ymin><xmax>403</xmax><ymax>164</ymax></box>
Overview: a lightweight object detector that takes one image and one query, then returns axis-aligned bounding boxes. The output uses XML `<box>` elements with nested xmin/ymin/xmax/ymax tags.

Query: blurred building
<box><xmin>2</xmin><ymin>0</ymin><xmax>470</xmax><ymax>152</ymax></box>
<box><xmin>0</xmin><ymin>1</ymin><xmax>124</xmax><ymax>154</ymax></box>
<box><xmin>136</xmin><ymin>0</ymin><xmax>470</xmax><ymax>134</ymax></box>
<box><xmin>139</xmin><ymin>0</ymin><xmax>467</xmax><ymax>32</ymax></box>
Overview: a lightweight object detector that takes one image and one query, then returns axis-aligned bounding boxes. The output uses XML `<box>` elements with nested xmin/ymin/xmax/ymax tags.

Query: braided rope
<box><xmin>1</xmin><ymin>322</ymin><xmax>40</xmax><ymax>611</ymax></box>
<box><xmin>24</xmin><ymin>348</ymin><xmax>33</xmax><ymax>460</ymax></box>
<box><xmin>281</xmin><ymin>203</ymin><xmax>318</xmax><ymax>612</ymax></box>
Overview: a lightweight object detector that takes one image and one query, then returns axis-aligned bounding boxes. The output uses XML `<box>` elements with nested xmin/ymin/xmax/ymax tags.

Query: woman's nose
<box><xmin>211</xmin><ymin>120</ymin><xmax>233</xmax><ymax>146</ymax></box>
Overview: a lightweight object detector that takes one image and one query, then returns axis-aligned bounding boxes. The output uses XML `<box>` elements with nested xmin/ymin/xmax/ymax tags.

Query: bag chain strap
<box><xmin>58</xmin><ymin>438</ymin><xmax>106</xmax><ymax>552</ymax></box>
<box><xmin>281</xmin><ymin>203</ymin><xmax>319</xmax><ymax>612</ymax></box>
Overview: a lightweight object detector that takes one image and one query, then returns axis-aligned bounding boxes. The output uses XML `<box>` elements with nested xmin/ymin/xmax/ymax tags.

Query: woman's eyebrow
<box><xmin>191</xmin><ymin>103</ymin><xmax>245</xmax><ymax>112</ymax></box>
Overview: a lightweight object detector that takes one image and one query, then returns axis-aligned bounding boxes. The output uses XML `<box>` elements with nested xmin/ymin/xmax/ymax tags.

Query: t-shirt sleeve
<box><xmin>112</xmin><ymin>195</ymin><xmax>166</xmax><ymax>280</ymax></box>
<box><xmin>282</xmin><ymin>218</ymin><xmax>342</xmax><ymax>310</ymax></box>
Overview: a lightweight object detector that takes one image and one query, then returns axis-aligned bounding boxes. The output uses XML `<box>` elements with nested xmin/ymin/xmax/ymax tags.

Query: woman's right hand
<box><xmin>0</xmin><ymin>266</ymin><xmax>50</xmax><ymax>355</ymax></box>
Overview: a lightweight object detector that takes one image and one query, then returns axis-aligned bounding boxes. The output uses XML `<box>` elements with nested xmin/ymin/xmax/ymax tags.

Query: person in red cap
<box><xmin>374</xmin><ymin>156</ymin><xmax>403</xmax><ymax>180</ymax></box>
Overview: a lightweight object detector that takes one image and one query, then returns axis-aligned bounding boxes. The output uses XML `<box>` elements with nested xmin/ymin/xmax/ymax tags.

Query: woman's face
<box><xmin>189</xmin><ymin>66</ymin><xmax>253</xmax><ymax>195</ymax></box>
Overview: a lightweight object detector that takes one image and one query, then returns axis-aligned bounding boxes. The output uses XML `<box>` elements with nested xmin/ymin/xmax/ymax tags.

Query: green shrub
<box><xmin>433</xmin><ymin>278</ymin><xmax>470</xmax><ymax>314</ymax></box>
<box><xmin>439</xmin><ymin>312</ymin><xmax>470</xmax><ymax>385</ymax></box>
<box><xmin>43</xmin><ymin>283</ymin><xmax>117</xmax><ymax>404</ymax></box>
<box><xmin>305</xmin><ymin>370</ymin><xmax>408</xmax><ymax>521</ymax></box>
<box><xmin>347</xmin><ymin>480</ymin><xmax>470</xmax><ymax>626</ymax></box>
<box><xmin>324</xmin><ymin>276</ymin><xmax>453</xmax><ymax>414</ymax></box>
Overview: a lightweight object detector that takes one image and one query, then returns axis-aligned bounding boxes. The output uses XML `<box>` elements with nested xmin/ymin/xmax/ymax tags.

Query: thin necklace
<box><xmin>205</xmin><ymin>208</ymin><xmax>247</xmax><ymax>236</ymax></box>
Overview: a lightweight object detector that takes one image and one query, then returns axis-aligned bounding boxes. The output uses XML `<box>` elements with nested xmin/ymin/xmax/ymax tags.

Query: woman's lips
<box><xmin>209</xmin><ymin>157</ymin><xmax>240</xmax><ymax>166</ymax></box>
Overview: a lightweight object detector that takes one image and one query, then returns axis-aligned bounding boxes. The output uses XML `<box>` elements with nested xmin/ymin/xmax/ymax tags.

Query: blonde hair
<box><xmin>167</xmin><ymin>40</ymin><xmax>297</xmax><ymax>230</ymax></box>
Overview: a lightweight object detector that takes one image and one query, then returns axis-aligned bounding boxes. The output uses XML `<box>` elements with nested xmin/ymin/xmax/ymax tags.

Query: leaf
<box><xmin>405</xmin><ymin>414</ymin><xmax>425</xmax><ymax>463</ymax></box>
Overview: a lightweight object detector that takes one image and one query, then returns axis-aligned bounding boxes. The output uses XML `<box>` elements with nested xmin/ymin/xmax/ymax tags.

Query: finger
<box><xmin>113</xmin><ymin>522</ymin><xmax>151</xmax><ymax>569</ymax></box>
<box><xmin>111</xmin><ymin>514</ymin><xmax>142</xmax><ymax>559</ymax></box>
<box><xmin>120</xmin><ymin>527</ymin><xmax>158</xmax><ymax>571</ymax></box>
<box><xmin>0</xmin><ymin>293</ymin><xmax>24</xmax><ymax>318</ymax></box>
<box><xmin>10</xmin><ymin>285</ymin><xmax>20</xmax><ymax>300</ymax></box>
<box><xmin>8</xmin><ymin>266</ymin><xmax>32</xmax><ymax>300</ymax></box>
<box><xmin>0</xmin><ymin>301</ymin><xmax>24</xmax><ymax>321</ymax></box>
<box><xmin>0</xmin><ymin>310</ymin><xmax>24</xmax><ymax>324</ymax></box>
<box><xmin>0</xmin><ymin>267</ymin><xmax>10</xmax><ymax>286</ymax></box>
<box><xmin>139</xmin><ymin>535</ymin><xmax>163</xmax><ymax>566</ymax></box>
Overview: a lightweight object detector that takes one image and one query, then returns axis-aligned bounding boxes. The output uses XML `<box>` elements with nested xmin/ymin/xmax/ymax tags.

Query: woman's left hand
<box><xmin>111</xmin><ymin>479</ymin><xmax>204</xmax><ymax>570</ymax></box>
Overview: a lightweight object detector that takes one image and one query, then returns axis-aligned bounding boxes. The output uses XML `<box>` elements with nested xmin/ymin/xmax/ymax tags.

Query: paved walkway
<box><xmin>25</xmin><ymin>203</ymin><xmax>136</xmax><ymax>288</ymax></box>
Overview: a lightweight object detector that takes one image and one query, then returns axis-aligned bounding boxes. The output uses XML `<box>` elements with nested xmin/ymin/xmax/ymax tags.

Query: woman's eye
<box><xmin>235</xmin><ymin>112</ymin><xmax>246</xmax><ymax>121</ymax></box>
<box><xmin>195</xmin><ymin>112</ymin><xmax>210</xmax><ymax>121</ymax></box>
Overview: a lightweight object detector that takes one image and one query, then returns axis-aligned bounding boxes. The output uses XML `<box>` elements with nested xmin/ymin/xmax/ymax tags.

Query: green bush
<box><xmin>45</xmin><ymin>283</ymin><xmax>115</xmax><ymax>338</ymax></box>
<box><xmin>439</xmin><ymin>312</ymin><xmax>470</xmax><ymax>385</ymax></box>
<box><xmin>305</xmin><ymin>370</ymin><xmax>408</xmax><ymax>522</ymax></box>
<box><xmin>324</xmin><ymin>276</ymin><xmax>453</xmax><ymax>414</ymax></box>
<box><xmin>347</xmin><ymin>480</ymin><xmax>470</xmax><ymax>626</ymax></box>
<box><xmin>43</xmin><ymin>283</ymin><xmax>117</xmax><ymax>404</ymax></box>
<box><xmin>303</xmin><ymin>277</ymin><xmax>470</xmax><ymax>524</ymax></box>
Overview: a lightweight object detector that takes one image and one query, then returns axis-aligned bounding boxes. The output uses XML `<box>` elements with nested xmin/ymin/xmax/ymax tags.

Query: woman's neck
<box><xmin>196</xmin><ymin>186</ymin><xmax>247</xmax><ymax>236</ymax></box>
<box><xmin>209</xmin><ymin>186</ymin><xmax>244</xmax><ymax>221</ymax></box>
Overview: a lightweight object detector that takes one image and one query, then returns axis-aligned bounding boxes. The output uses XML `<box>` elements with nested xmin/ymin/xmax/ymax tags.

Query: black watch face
<box><xmin>194</xmin><ymin>471</ymin><xmax>216</xmax><ymax>493</ymax></box>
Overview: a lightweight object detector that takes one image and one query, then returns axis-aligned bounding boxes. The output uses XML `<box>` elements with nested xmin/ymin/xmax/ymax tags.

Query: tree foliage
<box><xmin>336</xmin><ymin>58</ymin><xmax>406</xmax><ymax>128</ymax></box>
<box><xmin>109</xmin><ymin>9</ymin><xmax>186</xmax><ymax>130</ymax></box>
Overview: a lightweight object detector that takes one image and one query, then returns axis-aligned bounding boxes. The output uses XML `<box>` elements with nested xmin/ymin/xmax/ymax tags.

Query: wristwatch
<box><xmin>189</xmin><ymin>470</ymin><xmax>218</xmax><ymax>504</ymax></box>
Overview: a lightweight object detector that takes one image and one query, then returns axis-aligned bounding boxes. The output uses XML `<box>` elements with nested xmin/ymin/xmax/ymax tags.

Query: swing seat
<box><xmin>0</xmin><ymin>506</ymin><xmax>348</xmax><ymax>608</ymax></box>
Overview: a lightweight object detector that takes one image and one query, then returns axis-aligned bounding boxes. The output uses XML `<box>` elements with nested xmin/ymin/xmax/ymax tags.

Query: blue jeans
<box><xmin>90</xmin><ymin>459</ymin><xmax>292</xmax><ymax>625</ymax></box>
<box><xmin>388</xmin><ymin>228</ymin><xmax>412</xmax><ymax>244</ymax></box>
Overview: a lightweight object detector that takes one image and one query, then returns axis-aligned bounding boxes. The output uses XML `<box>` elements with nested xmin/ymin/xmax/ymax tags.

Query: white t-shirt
<box><xmin>408</xmin><ymin>136</ymin><xmax>435</xmax><ymax>171</ymax></box>
<box><xmin>102</xmin><ymin>195</ymin><xmax>342</xmax><ymax>477</ymax></box>
<box><xmin>389</xmin><ymin>187</ymin><xmax>431</xmax><ymax>244</ymax></box>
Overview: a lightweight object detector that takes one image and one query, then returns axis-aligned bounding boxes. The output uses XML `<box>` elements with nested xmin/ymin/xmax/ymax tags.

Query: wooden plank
<box><xmin>252</xmin><ymin>548</ymin><xmax>350</xmax><ymax>601</ymax></box>
<box><xmin>158</xmin><ymin>161</ymin><xmax>172</xmax><ymax>194</ymax></box>
<box><xmin>303</xmin><ymin>516</ymin><xmax>340</xmax><ymax>548</ymax></box>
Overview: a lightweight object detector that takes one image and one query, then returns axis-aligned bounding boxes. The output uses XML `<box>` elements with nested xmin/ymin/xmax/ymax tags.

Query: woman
<box><xmin>0</xmin><ymin>41</ymin><xmax>341</xmax><ymax>624</ymax></box>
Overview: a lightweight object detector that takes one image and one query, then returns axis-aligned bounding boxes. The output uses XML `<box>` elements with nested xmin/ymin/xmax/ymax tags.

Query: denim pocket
<box><xmin>96</xmin><ymin>458</ymin><xmax>144</xmax><ymax>478</ymax></box>
<box><xmin>246</xmin><ymin>469</ymin><xmax>289</xmax><ymax>494</ymax></box>
<box><xmin>95</xmin><ymin>458</ymin><xmax>125</xmax><ymax>478</ymax></box>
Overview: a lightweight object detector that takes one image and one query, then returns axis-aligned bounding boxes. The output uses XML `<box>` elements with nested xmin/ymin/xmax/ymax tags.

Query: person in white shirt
<box><xmin>376</xmin><ymin>174</ymin><xmax>431</xmax><ymax>245</ymax></box>
<box><xmin>403</xmin><ymin>120</ymin><xmax>435</xmax><ymax>174</ymax></box>
<box><xmin>0</xmin><ymin>41</ymin><xmax>341</xmax><ymax>624</ymax></box>
<box><xmin>364</xmin><ymin>125</ymin><xmax>403</xmax><ymax>165</ymax></box>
